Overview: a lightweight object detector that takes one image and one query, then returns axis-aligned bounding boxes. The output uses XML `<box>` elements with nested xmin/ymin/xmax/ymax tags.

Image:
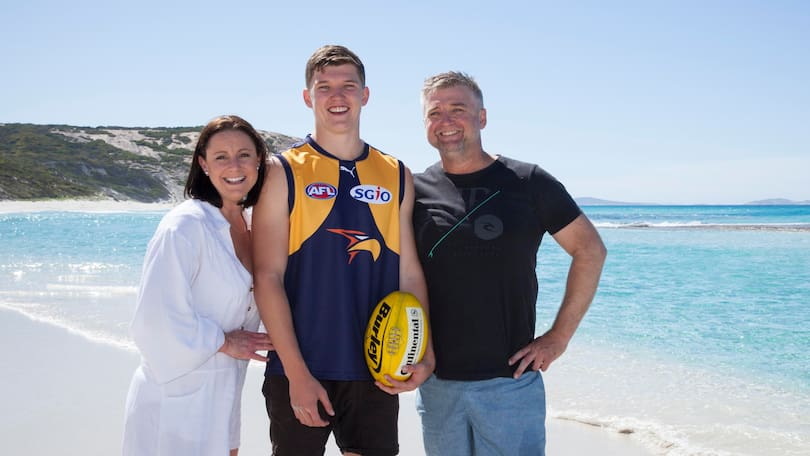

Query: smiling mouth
<box><xmin>329</xmin><ymin>106</ymin><xmax>349</xmax><ymax>113</ymax></box>
<box><xmin>439</xmin><ymin>130</ymin><xmax>461</xmax><ymax>137</ymax></box>
<box><xmin>224</xmin><ymin>176</ymin><xmax>247</xmax><ymax>184</ymax></box>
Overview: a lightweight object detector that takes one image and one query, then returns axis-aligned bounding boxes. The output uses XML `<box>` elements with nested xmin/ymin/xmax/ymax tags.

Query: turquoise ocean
<box><xmin>1</xmin><ymin>205</ymin><xmax>808</xmax><ymax>455</ymax></box>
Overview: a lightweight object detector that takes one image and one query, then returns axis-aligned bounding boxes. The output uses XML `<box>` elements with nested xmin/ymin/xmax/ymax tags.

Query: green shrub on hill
<box><xmin>0</xmin><ymin>123</ymin><xmax>299</xmax><ymax>201</ymax></box>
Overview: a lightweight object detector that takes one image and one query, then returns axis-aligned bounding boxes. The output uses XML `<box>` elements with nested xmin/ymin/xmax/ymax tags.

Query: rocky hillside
<box><xmin>0</xmin><ymin>123</ymin><xmax>300</xmax><ymax>202</ymax></box>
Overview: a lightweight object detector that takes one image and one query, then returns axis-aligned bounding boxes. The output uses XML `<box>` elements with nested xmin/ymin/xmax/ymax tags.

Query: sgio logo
<box><xmin>351</xmin><ymin>185</ymin><xmax>392</xmax><ymax>205</ymax></box>
<box><xmin>305</xmin><ymin>183</ymin><xmax>337</xmax><ymax>199</ymax></box>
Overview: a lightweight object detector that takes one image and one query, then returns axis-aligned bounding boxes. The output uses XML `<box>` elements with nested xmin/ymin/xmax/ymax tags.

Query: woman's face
<box><xmin>198</xmin><ymin>129</ymin><xmax>260</xmax><ymax>206</ymax></box>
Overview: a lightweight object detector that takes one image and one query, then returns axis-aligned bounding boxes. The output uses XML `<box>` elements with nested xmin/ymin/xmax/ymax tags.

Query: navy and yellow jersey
<box><xmin>266</xmin><ymin>135</ymin><xmax>404</xmax><ymax>380</ymax></box>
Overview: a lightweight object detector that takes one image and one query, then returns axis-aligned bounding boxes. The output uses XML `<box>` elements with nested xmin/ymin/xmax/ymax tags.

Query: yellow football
<box><xmin>364</xmin><ymin>291</ymin><xmax>428</xmax><ymax>386</ymax></box>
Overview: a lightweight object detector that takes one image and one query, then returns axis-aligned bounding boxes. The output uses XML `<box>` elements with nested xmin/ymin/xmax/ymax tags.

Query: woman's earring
<box><xmin>203</xmin><ymin>169</ymin><xmax>209</xmax><ymax>176</ymax></box>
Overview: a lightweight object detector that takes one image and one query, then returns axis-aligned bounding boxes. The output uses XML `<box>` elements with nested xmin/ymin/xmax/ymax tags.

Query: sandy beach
<box><xmin>0</xmin><ymin>308</ymin><xmax>654</xmax><ymax>455</ymax></box>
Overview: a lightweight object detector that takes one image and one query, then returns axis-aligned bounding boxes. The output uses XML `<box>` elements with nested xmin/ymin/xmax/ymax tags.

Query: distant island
<box><xmin>744</xmin><ymin>198</ymin><xmax>810</xmax><ymax>205</ymax></box>
<box><xmin>575</xmin><ymin>197</ymin><xmax>810</xmax><ymax>206</ymax></box>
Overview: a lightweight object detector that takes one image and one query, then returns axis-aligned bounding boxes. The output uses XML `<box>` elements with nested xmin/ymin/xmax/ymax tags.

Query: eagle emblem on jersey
<box><xmin>327</xmin><ymin>228</ymin><xmax>381</xmax><ymax>263</ymax></box>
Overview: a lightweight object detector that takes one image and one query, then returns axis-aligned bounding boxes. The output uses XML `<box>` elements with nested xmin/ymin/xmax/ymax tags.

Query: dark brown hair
<box><xmin>305</xmin><ymin>44</ymin><xmax>366</xmax><ymax>88</ymax></box>
<box><xmin>184</xmin><ymin>114</ymin><xmax>268</xmax><ymax>208</ymax></box>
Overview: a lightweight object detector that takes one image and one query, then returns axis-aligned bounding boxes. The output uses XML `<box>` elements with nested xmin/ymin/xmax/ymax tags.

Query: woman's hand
<box><xmin>219</xmin><ymin>329</ymin><xmax>274</xmax><ymax>361</ymax></box>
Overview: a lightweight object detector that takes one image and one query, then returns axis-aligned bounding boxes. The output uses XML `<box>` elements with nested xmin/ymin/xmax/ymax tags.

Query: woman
<box><xmin>123</xmin><ymin>115</ymin><xmax>274</xmax><ymax>456</ymax></box>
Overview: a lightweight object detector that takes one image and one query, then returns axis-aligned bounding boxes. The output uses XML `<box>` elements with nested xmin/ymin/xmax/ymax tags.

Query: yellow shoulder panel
<box><xmin>356</xmin><ymin>150</ymin><xmax>401</xmax><ymax>256</ymax></box>
<box><xmin>283</xmin><ymin>146</ymin><xmax>339</xmax><ymax>255</ymax></box>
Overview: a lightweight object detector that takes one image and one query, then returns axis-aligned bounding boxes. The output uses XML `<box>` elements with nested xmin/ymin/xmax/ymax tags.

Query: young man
<box><xmin>252</xmin><ymin>45</ymin><xmax>433</xmax><ymax>456</ymax></box>
<box><xmin>410</xmin><ymin>71</ymin><xmax>607</xmax><ymax>456</ymax></box>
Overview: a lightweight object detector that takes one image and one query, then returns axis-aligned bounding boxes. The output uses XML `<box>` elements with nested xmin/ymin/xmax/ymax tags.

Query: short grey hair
<box><xmin>421</xmin><ymin>71</ymin><xmax>484</xmax><ymax>110</ymax></box>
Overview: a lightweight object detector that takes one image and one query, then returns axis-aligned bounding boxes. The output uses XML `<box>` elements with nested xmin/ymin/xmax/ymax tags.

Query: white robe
<box><xmin>122</xmin><ymin>200</ymin><xmax>260</xmax><ymax>455</ymax></box>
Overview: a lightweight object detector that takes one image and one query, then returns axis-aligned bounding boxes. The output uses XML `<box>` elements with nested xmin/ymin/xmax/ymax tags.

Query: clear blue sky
<box><xmin>2</xmin><ymin>1</ymin><xmax>808</xmax><ymax>204</ymax></box>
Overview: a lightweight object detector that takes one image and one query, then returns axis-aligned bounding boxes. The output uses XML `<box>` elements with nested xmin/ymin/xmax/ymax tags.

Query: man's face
<box><xmin>304</xmin><ymin>64</ymin><xmax>369</xmax><ymax>135</ymax></box>
<box><xmin>423</xmin><ymin>85</ymin><xmax>486</xmax><ymax>155</ymax></box>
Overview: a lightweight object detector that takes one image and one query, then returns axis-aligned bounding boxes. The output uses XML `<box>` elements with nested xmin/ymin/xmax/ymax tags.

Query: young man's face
<box><xmin>304</xmin><ymin>64</ymin><xmax>369</xmax><ymax>135</ymax></box>
<box><xmin>423</xmin><ymin>85</ymin><xmax>486</xmax><ymax>155</ymax></box>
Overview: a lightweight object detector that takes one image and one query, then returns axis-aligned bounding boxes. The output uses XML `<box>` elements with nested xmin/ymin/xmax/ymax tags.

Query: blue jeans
<box><xmin>416</xmin><ymin>372</ymin><xmax>546</xmax><ymax>456</ymax></box>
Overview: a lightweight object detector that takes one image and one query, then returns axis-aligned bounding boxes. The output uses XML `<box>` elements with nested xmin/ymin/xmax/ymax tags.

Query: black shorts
<box><xmin>263</xmin><ymin>375</ymin><xmax>399</xmax><ymax>456</ymax></box>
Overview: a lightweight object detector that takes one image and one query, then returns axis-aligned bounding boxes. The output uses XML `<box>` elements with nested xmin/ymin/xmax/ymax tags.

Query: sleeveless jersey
<box><xmin>266</xmin><ymin>136</ymin><xmax>404</xmax><ymax>380</ymax></box>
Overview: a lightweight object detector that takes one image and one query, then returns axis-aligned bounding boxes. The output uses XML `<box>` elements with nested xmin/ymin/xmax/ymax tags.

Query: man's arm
<box><xmin>252</xmin><ymin>156</ymin><xmax>334</xmax><ymax>426</ymax></box>
<box><xmin>508</xmin><ymin>213</ymin><xmax>606</xmax><ymax>377</ymax></box>
<box><xmin>377</xmin><ymin>166</ymin><xmax>436</xmax><ymax>394</ymax></box>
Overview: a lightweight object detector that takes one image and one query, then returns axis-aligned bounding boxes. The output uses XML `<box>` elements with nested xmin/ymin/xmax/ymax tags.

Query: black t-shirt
<box><xmin>413</xmin><ymin>156</ymin><xmax>581</xmax><ymax>380</ymax></box>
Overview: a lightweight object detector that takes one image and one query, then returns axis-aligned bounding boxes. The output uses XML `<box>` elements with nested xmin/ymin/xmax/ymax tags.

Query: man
<box><xmin>252</xmin><ymin>45</ymin><xmax>433</xmax><ymax>456</ymax></box>
<box><xmin>409</xmin><ymin>71</ymin><xmax>606</xmax><ymax>455</ymax></box>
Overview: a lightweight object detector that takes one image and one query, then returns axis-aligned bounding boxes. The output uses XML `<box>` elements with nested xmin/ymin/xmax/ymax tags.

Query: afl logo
<box><xmin>351</xmin><ymin>185</ymin><xmax>392</xmax><ymax>205</ymax></box>
<box><xmin>306</xmin><ymin>182</ymin><xmax>337</xmax><ymax>199</ymax></box>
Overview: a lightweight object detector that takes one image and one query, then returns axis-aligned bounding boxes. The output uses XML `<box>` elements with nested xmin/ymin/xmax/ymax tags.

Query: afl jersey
<box><xmin>266</xmin><ymin>135</ymin><xmax>404</xmax><ymax>380</ymax></box>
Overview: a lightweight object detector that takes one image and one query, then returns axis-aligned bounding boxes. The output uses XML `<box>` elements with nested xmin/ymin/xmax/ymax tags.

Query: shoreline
<box><xmin>0</xmin><ymin>199</ymin><xmax>175</xmax><ymax>214</ymax></box>
<box><xmin>5</xmin><ymin>200</ymin><xmax>809</xmax><ymax>232</ymax></box>
<box><xmin>0</xmin><ymin>308</ymin><xmax>654</xmax><ymax>455</ymax></box>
